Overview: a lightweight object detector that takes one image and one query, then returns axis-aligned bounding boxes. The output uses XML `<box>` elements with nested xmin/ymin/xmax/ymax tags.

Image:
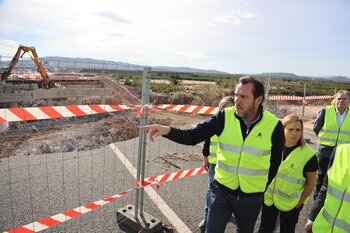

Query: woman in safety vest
<box><xmin>198</xmin><ymin>96</ymin><xmax>235</xmax><ymax>231</ymax></box>
<box><xmin>259</xmin><ymin>113</ymin><xmax>318</xmax><ymax>233</ymax></box>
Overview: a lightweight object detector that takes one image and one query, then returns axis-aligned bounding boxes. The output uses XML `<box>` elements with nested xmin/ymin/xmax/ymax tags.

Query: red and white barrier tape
<box><xmin>5</xmin><ymin>188</ymin><xmax>134</xmax><ymax>233</ymax></box>
<box><xmin>266</xmin><ymin>95</ymin><xmax>333</xmax><ymax>101</ymax></box>
<box><xmin>154</xmin><ymin>104</ymin><xmax>220</xmax><ymax>115</ymax></box>
<box><xmin>137</xmin><ymin>167</ymin><xmax>206</xmax><ymax>187</ymax></box>
<box><xmin>4</xmin><ymin>167</ymin><xmax>206</xmax><ymax>233</ymax></box>
<box><xmin>0</xmin><ymin>94</ymin><xmax>334</xmax><ymax>122</ymax></box>
<box><xmin>0</xmin><ymin>104</ymin><xmax>136</xmax><ymax>123</ymax></box>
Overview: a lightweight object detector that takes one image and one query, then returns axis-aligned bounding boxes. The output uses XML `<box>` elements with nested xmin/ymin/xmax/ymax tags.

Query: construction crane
<box><xmin>0</xmin><ymin>45</ymin><xmax>53</xmax><ymax>89</ymax></box>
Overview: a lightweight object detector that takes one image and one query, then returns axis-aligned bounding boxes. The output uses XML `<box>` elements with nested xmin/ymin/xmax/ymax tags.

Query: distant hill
<box><xmin>153</xmin><ymin>66</ymin><xmax>227</xmax><ymax>75</ymax></box>
<box><xmin>260</xmin><ymin>72</ymin><xmax>299</xmax><ymax>78</ymax></box>
<box><xmin>323</xmin><ymin>76</ymin><xmax>350</xmax><ymax>82</ymax></box>
<box><xmin>253</xmin><ymin>72</ymin><xmax>350</xmax><ymax>82</ymax></box>
<box><xmin>6</xmin><ymin>55</ymin><xmax>349</xmax><ymax>81</ymax></box>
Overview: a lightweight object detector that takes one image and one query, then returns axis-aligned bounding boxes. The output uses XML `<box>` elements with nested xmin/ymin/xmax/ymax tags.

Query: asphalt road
<box><xmin>0</xmin><ymin>129</ymin><xmax>319</xmax><ymax>233</ymax></box>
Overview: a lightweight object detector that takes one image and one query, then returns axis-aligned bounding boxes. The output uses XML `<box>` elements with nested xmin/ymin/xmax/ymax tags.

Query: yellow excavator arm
<box><xmin>1</xmin><ymin>45</ymin><xmax>51</xmax><ymax>89</ymax></box>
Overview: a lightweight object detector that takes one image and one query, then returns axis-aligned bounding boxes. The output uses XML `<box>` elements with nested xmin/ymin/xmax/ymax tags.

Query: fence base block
<box><xmin>116</xmin><ymin>204</ymin><xmax>163</xmax><ymax>232</ymax></box>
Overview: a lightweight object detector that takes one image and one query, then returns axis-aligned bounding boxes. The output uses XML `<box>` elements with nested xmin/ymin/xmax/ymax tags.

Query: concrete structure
<box><xmin>0</xmin><ymin>88</ymin><xmax>113</xmax><ymax>106</ymax></box>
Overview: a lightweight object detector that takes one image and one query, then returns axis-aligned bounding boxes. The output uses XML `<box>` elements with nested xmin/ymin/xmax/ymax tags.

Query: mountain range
<box><xmin>9</xmin><ymin>56</ymin><xmax>350</xmax><ymax>82</ymax></box>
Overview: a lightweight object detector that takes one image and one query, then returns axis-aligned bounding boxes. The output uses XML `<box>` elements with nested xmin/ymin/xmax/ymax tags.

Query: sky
<box><xmin>0</xmin><ymin>0</ymin><xmax>349</xmax><ymax>76</ymax></box>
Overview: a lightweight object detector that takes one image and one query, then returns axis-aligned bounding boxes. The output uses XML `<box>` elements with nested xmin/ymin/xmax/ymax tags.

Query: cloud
<box><xmin>213</xmin><ymin>10</ymin><xmax>256</xmax><ymax>25</ymax></box>
<box><xmin>108</xmin><ymin>33</ymin><xmax>124</xmax><ymax>37</ymax></box>
<box><xmin>94</xmin><ymin>12</ymin><xmax>131</xmax><ymax>24</ymax></box>
<box><xmin>0</xmin><ymin>23</ymin><xmax>22</xmax><ymax>32</ymax></box>
<box><xmin>0</xmin><ymin>39</ymin><xmax>20</xmax><ymax>55</ymax></box>
<box><xmin>174</xmin><ymin>50</ymin><xmax>207</xmax><ymax>61</ymax></box>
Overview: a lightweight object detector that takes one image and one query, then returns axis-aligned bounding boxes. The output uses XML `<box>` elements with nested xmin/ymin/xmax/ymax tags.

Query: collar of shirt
<box><xmin>243</xmin><ymin>111</ymin><xmax>261</xmax><ymax>129</ymax></box>
<box><xmin>233</xmin><ymin>105</ymin><xmax>263</xmax><ymax>136</ymax></box>
<box><xmin>241</xmin><ymin>106</ymin><xmax>263</xmax><ymax>133</ymax></box>
<box><xmin>335</xmin><ymin>106</ymin><xmax>348</xmax><ymax>127</ymax></box>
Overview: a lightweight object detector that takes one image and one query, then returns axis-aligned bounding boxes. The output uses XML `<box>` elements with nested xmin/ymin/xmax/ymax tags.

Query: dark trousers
<box><xmin>206</xmin><ymin>180</ymin><xmax>264</xmax><ymax>233</ymax></box>
<box><xmin>258</xmin><ymin>204</ymin><xmax>303</xmax><ymax>233</ymax></box>
<box><xmin>313</xmin><ymin>156</ymin><xmax>330</xmax><ymax>200</ymax></box>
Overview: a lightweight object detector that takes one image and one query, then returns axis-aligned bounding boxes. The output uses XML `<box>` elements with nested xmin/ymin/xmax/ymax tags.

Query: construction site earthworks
<box><xmin>0</xmin><ymin>71</ymin><xmax>322</xmax><ymax>160</ymax></box>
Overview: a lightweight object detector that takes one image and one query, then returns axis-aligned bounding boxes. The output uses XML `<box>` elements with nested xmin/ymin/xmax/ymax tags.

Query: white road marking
<box><xmin>109</xmin><ymin>143</ymin><xmax>191</xmax><ymax>233</ymax></box>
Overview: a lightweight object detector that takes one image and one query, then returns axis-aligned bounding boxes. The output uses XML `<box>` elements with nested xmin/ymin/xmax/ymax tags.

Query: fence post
<box><xmin>302</xmin><ymin>83</ymin><xmax>306</xmax><ymax>119</ymax></box>
<box><xmin>135</xmin><ymin>67</ymin><xmax>151</xmax><ymax>216</ymax></box>
<box><xmin>263</xmin><ymin>77</ymin><xmax>271</xmax><ymax>110</ymax></box>
<box><xmin>116</xmin><ymin>67</ymin><xmax>162</xmax><ymax>232</ymax></box>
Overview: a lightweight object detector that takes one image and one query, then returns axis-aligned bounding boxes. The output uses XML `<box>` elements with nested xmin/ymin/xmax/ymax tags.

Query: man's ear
<box><xmin>255</xmin><ymin>96</ymin><xmax>263</xmax><ymax>106</ymax></box>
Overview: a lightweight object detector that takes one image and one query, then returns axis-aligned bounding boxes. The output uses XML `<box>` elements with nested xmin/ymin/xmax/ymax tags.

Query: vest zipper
<box><xmin>236</xmin><ymin>141</ymin><xmax>245</xmax><ymax>191</ymax></box>
<box><xmin>335</xmin><ymin>127</ymin><xmax>341</xmax><ymax>145</ymax></box>
<box><xmin>237</xmin><ymin>126</ymin><xmax>250</xmax><ymax>193</ymax></box>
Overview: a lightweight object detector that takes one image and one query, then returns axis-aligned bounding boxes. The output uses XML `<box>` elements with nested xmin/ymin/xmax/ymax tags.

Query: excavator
<box><xmin>0</xmin><ymin>45</ymin><xmax>54</xmax><ymax>89</ymax></box>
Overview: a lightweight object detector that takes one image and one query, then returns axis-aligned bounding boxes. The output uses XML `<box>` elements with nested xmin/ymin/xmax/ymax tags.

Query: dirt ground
<box><xmin>0</xmin><ymin>108</ymin><xmax>209</xmax><ymax>159</ymax></box>
<box><xmin>0</xmin><ymin>103</ymin><xmax>321</xmax><ymax>159</ymax></box>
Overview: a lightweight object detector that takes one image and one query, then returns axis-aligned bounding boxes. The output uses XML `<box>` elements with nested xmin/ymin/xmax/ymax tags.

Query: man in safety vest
<box><xmin>199</xmin><ymin>96</ymin><xmax>235</xmax><ymax>231</ymax></box>
<box><xmin>313</xmin><ymin>90</ymin><xmax>350</xmax><ymax>200</ymax></box>
<box><xmin>142</xmin><ymin>76</ymin><xmax>284</xmax><ymax>233</ymax></box>
<box><xmin>305</xmin><ymin>144</ymin><xmax>350</xmax><ymax>233</ymax></box>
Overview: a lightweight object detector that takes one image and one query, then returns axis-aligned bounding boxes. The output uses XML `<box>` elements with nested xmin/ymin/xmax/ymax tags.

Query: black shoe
<box><xmin>198</xmin><ymin>219</ymin><xmax>206</xmax><ymax>230</ymax></box>
<box><xmin>229</xmin><ymin>216</ymin><xmax>236</xmax><ymax>224</ymax></box>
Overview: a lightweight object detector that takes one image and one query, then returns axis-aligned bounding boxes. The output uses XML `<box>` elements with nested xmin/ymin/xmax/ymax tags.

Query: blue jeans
<box><xmin>206</xmin><ymin>180</ymin><xmax>264</xmax><ymax>233</ymax></box>
<box><xmin>204</xmin><ymin>163</ymin><xmax>216</xmax><ymax>220</ymax></box>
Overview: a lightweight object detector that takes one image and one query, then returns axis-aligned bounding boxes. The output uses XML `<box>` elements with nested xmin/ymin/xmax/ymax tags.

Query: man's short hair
<box><xmin>237</xmin><ymin>76</ymin><xmax>265</xmax><ymax>103</ymax></box>
<box><xmin>334</xmin><ymin>90</ymin><xmax>350</xmax><ymax>99</ymax></box>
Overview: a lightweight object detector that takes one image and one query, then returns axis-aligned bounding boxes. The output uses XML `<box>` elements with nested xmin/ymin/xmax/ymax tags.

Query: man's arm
<box><xmin>313</xmin><ymin>109</ymin><xmax>326</xmax><ymax>136</ymax></box>
<box><xmin>163</xmin><ymin>110</ymin><xmax>225</xmax><ymax>145</ymax></box>
<box><xmin>305</xmin><ymin>149</ymin><xmax>336</xmax><ymax>232</ymax></box>
<box><xmin>202</xmin><ymin>139</ymin><xmax>210</xmax><ymax>157</ymax></box>
<box><xmin>267</xmin><ymin>121</ymin><xmax>284</xmax><ymax>188</ymax></box>
<box><xmin>309</xmin><ymin>175</ymin><xmax>328</xmax><ymax>221</ymax></box>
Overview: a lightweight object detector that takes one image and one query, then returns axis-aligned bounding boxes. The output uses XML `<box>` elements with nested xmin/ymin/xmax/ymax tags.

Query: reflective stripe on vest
<box><xmin>320</xmin><ymin>209</ymin><xmax>350</xmax><ymax>233</ymax></box>
<box><xmin>214</xmin><ymin>107</ymin><xmax>279</xmax><ymax>193</ymax></box>
<box><xmin>264</xmin><ymin>145</ymin><xmax>316</xmax><ymax>211</ymax></box>
<box><xmin>318</xmin><ymin>106</ymin><xmax>350</xmax><ymax>146</ymax></box>
<box><xmin>313</xmin><ymin>144</ymin><xmax>350</xmax><ymax>233</ymax></box>
<box><xmin>208</xmin><ymin>136</ymin><xmax>218</xmax><ymax>164</ymax></box>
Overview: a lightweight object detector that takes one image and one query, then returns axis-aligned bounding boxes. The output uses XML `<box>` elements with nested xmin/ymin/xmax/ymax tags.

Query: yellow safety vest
<box><xmin>264</xmin><ymin>145</ymin><xmax>316</xmax><ymax>211</ymax></box>
<box><xmin>313</xmin><ymin>144</ymin><xmax>350</xmax><ymax>233</ymax></box>
<box><xmin>318</xmin><ymin>106</ymin><xmax>350</xmax><ymax>146</ymax></box>
<box><xmin>214</xmin><ymin>107</ymin><xmax>279</xmax><ymax>193</ymax></box>
<box><xmin>208</xmin><ymin>135</ymin><xmax>218</xmax><ymax>165</ymax></box>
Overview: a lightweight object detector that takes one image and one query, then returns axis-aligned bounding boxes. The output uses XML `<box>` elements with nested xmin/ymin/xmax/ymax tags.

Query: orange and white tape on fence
<box><xmin>0</xmin><ymin>95</ymin><xmax>334</xmax><ymax>122</ymax></box>
<box><xmin>0</xmin><ymin>104</ymin><xmax>136</xmax><ymax>123</ymax></box>
<box><xmin>154</xmin><ymin>104</ymin><xmax>220</xmax><ymax>115</ymax></box>
<box><xmin>305</xmin><ymin>95</ymin><xmax>333</xmax><ymax>100</ymax></box>
<box><xmin>5</xmin><ymin>188</ymin><xmax>134</xmax><ymax>233</ymax></box>
<box><xmin>137</xmin><ymin>167</ymin><xmax>206</xmax><ymax>187</ymax></box>
<box><xmin>266</xmin><ymin>95</ymin><xmax>333</xmax><ymax>101</ymax></box>
<box><xmin>4</xmin><ymin>167</ymin><xmax>206</xmax><ymax>233</ymax></box>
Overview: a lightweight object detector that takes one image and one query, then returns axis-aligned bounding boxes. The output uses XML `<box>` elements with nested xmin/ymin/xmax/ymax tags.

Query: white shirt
<box><xmin>336</xmin><ymin>107</ymin><xmax>348</xmax><ymax>127</ymax></box>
